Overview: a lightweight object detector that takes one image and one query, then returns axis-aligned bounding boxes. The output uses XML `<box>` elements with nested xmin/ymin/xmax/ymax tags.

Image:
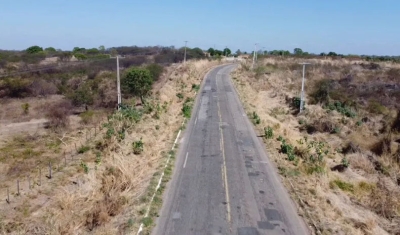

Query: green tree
<box><xmin>223</xmin><ymin>48</ymin><xmax>231</xmax><ymax>56</ymax></box>
<box><xmin>122</xmin><ymin>68</ymin><xmax>153</xmax><ymax>104</ymax></box>
<box><xmin>207</xmin><ymin>48</ymin><xmax>215</xmax><ymax>56</ymax></box>
<box><xmin>294</xmin><ymin>48</ymin><xmax>303</xmax><ymax>55</ymax></box>
<box><xmin>328</xmin><ymin>52</ymin><xmax>337</xmax><ymax>56</ymax></box>
<box><xmin>86</xmin><ymin>48</ymin><xmax>99</xmax><ymax>55</ymax></box>
<box><xmin>98</xmin><ymin>45</ymin><xmax>105</xmax><ymax>52</ymax></box>
<box><xmin>44</xmin><ymin>47</ymin><xmax>56</xmax><ymax>52</ymax></box>
<box><xmin>73</xmin><ymin>47</ymin><xmax>86</xmax><ymax>53</ymax></box>
<box><xmin>26</xmin><ymin>46</ymin><xmax>43</xmax><ymax>54</ymax></box>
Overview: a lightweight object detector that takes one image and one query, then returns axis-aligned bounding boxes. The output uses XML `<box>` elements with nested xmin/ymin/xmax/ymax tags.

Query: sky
<box><xmin>1</xmin><ymin>0</ymin><xmax>399</xmax><ymax>55</ymax></box>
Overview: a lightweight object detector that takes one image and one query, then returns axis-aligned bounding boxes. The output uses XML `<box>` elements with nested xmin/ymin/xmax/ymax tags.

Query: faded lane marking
<box><xmin>183</xmin><ymin>152</ymin><xmax>188</xmax><ymax>168</ymax></box>
<box><xmin>216</xmin><ymin>79</ymin><xmax>232</xmax><ymax>224</ymax></box>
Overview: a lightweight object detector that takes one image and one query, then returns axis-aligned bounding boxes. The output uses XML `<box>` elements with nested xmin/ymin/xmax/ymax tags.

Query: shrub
<box><xmin>367</xmin><ymin>100</ymin><xmax>387</xmax><ymax>114</ymax></box>
<box><xmin>68</xmin><ymin>86</ymin><xmax>94</xmax><ymax>107</ymax></box>
<box><xmin>264</xmin><ymin>126</ymin><xmax>273</xmax><ymax>139</ymax></box>
<box><xmin>21</xmin><ymin>103</ymin><xmax>29</xmax><ymax>115</ymax></box>
<box><xmin>0</xmin><ymin>78</ymin><xmax>31</xmax><ymax>98</ymax></box>
<box><xmin>46</xmin><ymin>100</ymin><xmax>73</xmax><ymax>129</ymax></box>
<box><xmin>176</xmin><ymin>93</ymin><xmax>184</xmax><ymax>100</ymax></box>
<box><xmin>280</xmin><ymin>139</ymin><xmax>295</xmax><ymax>161</ymax></box>
<box><xmin>146</xmin><ymin>63</ymin><xmax>164</xmax><ymax>81</ymax></box>
<box><xmin>191</xmin><ymin>84</ymin><xmax>200</xmax><ymax>92</ymax></box>
<box><xmin>80</xmin><ymin>110</ymin><xmax>95</xmax><ymax>124</ymax></box>
<box><xmin>182</xmin><ymin>98</ymin><xmax>193</xmax><ymax>118</ymax></box>
<box><xmin>251</xmin><ymin>111</ymin><xmax>261</xmax><ymax>125</ymax></box>
<box><xmin>326</xmin><ymin>100</ymin><xmax>356</xmax><ymax>117</ymax></box>
<box><xmin>29</xmin><ymin>79</ymin><xmax>58</xmax><ymax>97</ymax></box>
<box><xmin>80</xmin><ymin>161</ymin><xmax>89</xmax><ymax>173</ymax></box>
<box><xmin>133</xmin><ymin>138</ymin><xmax>144</xmax><ymax>155</ymax></box>
<box><xmin>330</xmin><ymin>179</ymin><xmax>354</xmax><ymax>193</ymax></box>
<box><xmin>310</xmin><ymin>79</ymin><xmax>333</xmax><ymax>104</ymax></box>
<box><xmin>78</xmin><ymin>145</ymin><xmax>90</xmax><ymax>154</ymax></box>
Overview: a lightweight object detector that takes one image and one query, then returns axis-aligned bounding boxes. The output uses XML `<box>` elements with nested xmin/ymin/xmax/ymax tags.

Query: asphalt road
<box><xmin>153</xmin><ymin>64</ymin><xmax>310</xmax><ymax>235</ymax></box>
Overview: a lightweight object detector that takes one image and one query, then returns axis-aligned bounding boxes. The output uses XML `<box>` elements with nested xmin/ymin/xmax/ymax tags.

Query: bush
<box><xmin>367</xmin><ymin>100</ymin><xmax>387</xmax><ymax>114</ymax></box>
<box><xmin>251</xmin><ymin>111</ymin><xmax>261</xmax><ymax>125</ymax></box>
<box><xmin>182</xmin><ymin>98</ymin><xmax>194</xmax><ymax>118</ymax></box>
<box><xmin>80</xmin><ymin>110</ymin><xmax>95</xmax><ymax>124</ymax></box>
<box><xmin>21</xmin><ymin>103</ymin><xmax>29</xmax><ymax>115</ymax></box>
<box><xmin>0</xmin><ymin>78</ymin><xmax>31</xmax><ymax>98</ymax></box>
<box><xmin>176</xmin><ymin>93</ymin><xmax>184</xmax><ymax>100</ymax></box>
<box><xmin>191</xmin><ymin>84</ymin><xmax>200</xmax><ymax>92</ymax></box>
<box><xmin>146</xmin><ymin>64</ymin><xmax>164</xmax><ymax>81</ymax></box>
<box><xmin>264</xmin><ymin>126</ymin><xmax>273</xmax><ymax>139</ymax></box>
<box><xmin>133</xmin><ymin>138</ymin><xmax>144</xmax><ymax>155</ymax></box>
<box><xmin>46</xmin><ymin>100</ymin><xmax>73</xmax><ymax>129</ymax></box>
<box><xmin>310</xmin><ymin>79</ymin><xmax>333</xmax><ymax>104</ymax></box>
<box><xmin>68</xmin><ymin>86</ymin><xmax>94</xmax><ymax>107</ymax></box>
<box><xmin>29</xmin><ymin>79</ymin><xmax>58</xmax><ymax>97</ymax></box>
<box><xmin>326</xmin><ymin>100</ymin><xmax>356</xmax><ymax>117</ymax></box>
<box><xmin>78</xmin><ymin>145</ymin><xmax>90</xmax><ymax>154</ymax></box>
<box><xmin>330</xmin><ymin>179</ymin><xmax>354</xmax><ymax>193</ymax></box>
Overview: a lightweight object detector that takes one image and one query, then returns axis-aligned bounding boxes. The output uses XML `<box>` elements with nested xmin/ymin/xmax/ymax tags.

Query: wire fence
<box><xmin>1</xmin><ymin>119</ymin><xmax>106</xmax><ymax>206</ymax></box>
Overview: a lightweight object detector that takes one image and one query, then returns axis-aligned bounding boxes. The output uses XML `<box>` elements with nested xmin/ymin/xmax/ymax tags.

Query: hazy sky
<box><xmin>1</xmin><ymin>0</ymin><xmax>399</xmax><ymax>55</ymax></box>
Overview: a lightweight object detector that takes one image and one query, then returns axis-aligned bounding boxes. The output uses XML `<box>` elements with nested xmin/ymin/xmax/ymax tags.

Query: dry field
<box><xmin>232</xmin><ymin>57</ymin><xmax>400</xmax><ymax>235</ymax></box>
<box><xmin>0</xmin><ymin>59</ymin><xmax>220</xmax><ymax>234</ymax></box>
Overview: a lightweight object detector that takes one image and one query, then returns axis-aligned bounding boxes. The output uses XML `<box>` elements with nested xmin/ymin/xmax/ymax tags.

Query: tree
<box><xmin>293</xmin><ymin>48</ymin><xmax>303</xmax><ymax>55</ymax></box>
<box><xmin>73</xmin><ymin>47</ymin><xmax>86</xmax><ymax>53</ymax></box>
<box><xmin>223</xmin><ymin>48</ymin><xmax>231</xmax><ymax>56</ymax></box>
<box><xmin>122</xmin><ymin>68</ymin><xmax>153</xmax><ymax>104</ymax></box>
<box><xmin>207</xmin><ymin>48</ymin><xmax>215</xmax><ymax>56</ymax></box>
<box><xmin>235</xmin><ymin>49</ymin><xmax>242</xmax><ymax>56</ymax></box>
<box><xmin>87</xmin><ymin>48</ymin><xmax>99</xmax><ymax>55</ymax></box>
<box><xmin>328</xmin><ymin>52</ymin><xmax>337</xmax><ymax>56</ymax></box>
<box><xmin>98</xmin><ymin>45</ymin><xmax>105</xmax><ymax>52</ymax></box>
<box><xmin>44</xmin><ymin>47</ymin><xmax>56</xmax><ymax>52</ymax></box>
<box><xmin>26</xmin><ymin>46</ymin><xmax>43</xmax><ymax>54</ymax></box>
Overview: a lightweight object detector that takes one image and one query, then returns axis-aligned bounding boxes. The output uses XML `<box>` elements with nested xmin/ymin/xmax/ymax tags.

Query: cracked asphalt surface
<box><xmin>152</xmin><ymin>64</ymin><xmax>310</xmax><ymax>235</ymax></box>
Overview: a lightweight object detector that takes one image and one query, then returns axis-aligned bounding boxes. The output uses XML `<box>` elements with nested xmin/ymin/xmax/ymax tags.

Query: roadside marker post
<box><xmin>299</xmin><ymin>63</ymin><xmax>311</xmax><ymax>113</ymax></box>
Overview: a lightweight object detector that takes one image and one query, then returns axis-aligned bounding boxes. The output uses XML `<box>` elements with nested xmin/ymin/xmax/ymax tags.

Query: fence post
<box><xmin>48</xmin><ymin>162</ymin><xmax>52</xmax><ymax>179</ymax></box>
<box><xmin>17</xmin><ymin>180</ymin><xmax>20</xmax><ymax>196</ymax></box>
<box><xmin>39</xmin><ymin>168</ymin><xmax>41</xmax><ymax>186</ymax></box>
<box><xmin>6</xmin><ymin>188</ymin><xmax>9</xmax><ymax>204</ymax></box>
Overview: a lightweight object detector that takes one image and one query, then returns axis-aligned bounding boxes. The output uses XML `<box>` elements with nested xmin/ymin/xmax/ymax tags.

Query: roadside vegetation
<box><xmin>233</xmin><ymin>56</ymin><xmax>400</xmax><ymax>235</ymax></box>
<box><xmin>0</xmin><ymin>44</ymin><xmax>220</xmax><ymax>234</ymax></box>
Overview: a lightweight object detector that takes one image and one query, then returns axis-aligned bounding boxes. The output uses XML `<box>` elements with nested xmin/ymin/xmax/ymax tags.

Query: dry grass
<box><xmin>0</xmin><ymin>60</ymin><xmax>220</xmax><ymax>234</ymax></box>
<box><xmin>232</xmin><ymin>58</ymin><xmax>400</xmax><ymax>235</ymax></box>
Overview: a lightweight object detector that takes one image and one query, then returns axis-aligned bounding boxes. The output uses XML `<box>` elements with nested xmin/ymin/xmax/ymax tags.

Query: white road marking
<box><xmin>183</xmin><ymin>152</ymin><xmax>188</xmax><ymax>168</ymax></box>
<box><xmin>136</xmin><ymin>118</ymin><xmax>186</xmax><ymax>235</ymax></box>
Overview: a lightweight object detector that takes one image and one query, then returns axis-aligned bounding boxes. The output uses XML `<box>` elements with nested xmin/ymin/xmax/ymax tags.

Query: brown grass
<box><xmin>233</xmin><ymin>57</ymin><xmax>400</xmax><ymax>235</ymax></box>
<box><xmin>0</xmin><ymin>60</ymin><xmax>220</xmax><ymax>234</ymax></box>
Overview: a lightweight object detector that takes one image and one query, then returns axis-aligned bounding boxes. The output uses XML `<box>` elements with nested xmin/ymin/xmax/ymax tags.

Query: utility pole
<box><xmin>110</xmin><ymin>55</ymin><xmax>125</xmax><ymax>110</ymax></box>
<box><xmin>299</xmin><ymin>63</ymin><xmax>311</xmax><ymax>113</ymax></box>
<box><xmin>252</xmin><ymin>43</ymin><xmax>258</xmax><ymax>69</ymax></box>
<box><xmin>184</xmin><ymin>41</ymin><xmax>188</xmax><ymax>64</ymax></box>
